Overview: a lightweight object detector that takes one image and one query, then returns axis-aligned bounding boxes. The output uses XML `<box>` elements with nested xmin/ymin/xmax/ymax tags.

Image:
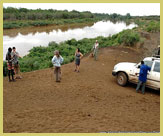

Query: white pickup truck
<box><xmin>112</xmin><ymin>57</ymin><xmax>160</xmax><ymax>90</ymax></box>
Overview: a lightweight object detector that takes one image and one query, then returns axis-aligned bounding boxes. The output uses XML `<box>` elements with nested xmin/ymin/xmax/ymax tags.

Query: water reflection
<box><xmin>3</xmin><ymin>23</ymin><xmax>94</xmax><ymax>37</ymax></box>
<box><xmin>3</xmin><ymin>21</ymin><xmax>137</xmax><ymax>59</ymax></box>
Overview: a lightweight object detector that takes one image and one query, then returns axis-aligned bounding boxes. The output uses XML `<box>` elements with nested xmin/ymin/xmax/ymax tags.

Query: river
<box><xmin>3</xmin><ymin>20</ymin><xmax>137</xmax><ymax>59</ymax></box>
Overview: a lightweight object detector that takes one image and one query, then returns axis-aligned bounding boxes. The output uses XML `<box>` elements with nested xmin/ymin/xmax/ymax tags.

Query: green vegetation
<box><xmin>133</xmin><ymin>19</ymin><xmax>160</xmax><ymax>32</ymax></box>
<box><xmin>117</xmin><ymin>29</ymin><xmax>140</xmax><ymax>46</ymax></box>
<box><xmin>3</xmin><ymin>7</ymin><xmax>98</xmax><ymax>29</ymax></box>
<box><xmin>3</xmin><ymin>7</ymin><xmax>94</xmax><ymax>20</ymax></box>
<box><xmin>145</xmin><ymin>21</ymin><xmax>160</xmax><ymax>32</ymax></box>
<box><xmin>3</xmin><ymin>7</ymin><xmax>136</xmax><ymax>29</ymax></box>
<box><xmin>3</xmin><ymin>18</ymin><xmax>99</xmax><ymax>29</ymax></box>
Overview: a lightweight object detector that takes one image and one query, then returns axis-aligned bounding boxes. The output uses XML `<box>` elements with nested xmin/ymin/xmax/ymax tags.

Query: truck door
<box><xmin>129</xmin><ymin>63</ymin><xmax>140</xmax><ymax>83</ymax></box>
<box><xmin>146</xmin><ymin>61</ymin><xmax>160</xmax><ymax>90</ymax></box>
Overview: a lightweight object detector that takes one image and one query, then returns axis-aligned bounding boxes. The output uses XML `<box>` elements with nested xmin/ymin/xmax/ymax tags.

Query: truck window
<box><xmin>144</xmin><ymin>61</ymin><xmax>153</xmax><ymax>68</ymax></box>
<box><xmin>153</xmin><ymin>62</ymin><xmax>160</xmax><ymax>73</ymax></box>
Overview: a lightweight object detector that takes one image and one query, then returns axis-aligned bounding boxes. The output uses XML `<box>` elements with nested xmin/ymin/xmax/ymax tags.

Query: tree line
<box><xmin>3</xmin><ymin>7</ymin><xmax>94</xmax><ymax>20</ymax></box>
<box><xmin>3</xmin><ymin>7</ymin><xmax>160</xmax><ymax>30</ymax></box>
<box><xmin>3</xmin><ymin>7</ymin><xmax>135</xmax><ymax>21</ymax></box>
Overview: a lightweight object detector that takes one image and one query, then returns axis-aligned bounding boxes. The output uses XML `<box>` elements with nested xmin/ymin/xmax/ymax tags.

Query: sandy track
<box><xmin>3</xmin><ymin>46</ymin><xmax>160</xmax><ymax>133</ymax></box>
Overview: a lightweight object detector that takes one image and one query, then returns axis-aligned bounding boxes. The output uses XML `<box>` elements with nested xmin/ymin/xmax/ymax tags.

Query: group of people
<box><xmin>5</xmin><ymin>40</ymin><xmax>152</xmax><ymax>95</ymax></box>
<box><xmin>5</xmin><ymin>40</ymin><xmax>99</xmax><ymax>83</ymax></box>
<box><xmin>51</xmin><ymin>39</ymin><xmax>154</xmax><ymax>95</ymax></box>
<box><xmin>51</xmin><ymin>40</ymin><xmax>99</xmax><ymax>82</ymax></box>
<box><xmin>6</xmin><ymin>47</ymin><xmax>22</xmax><ymax>82</ymax></box>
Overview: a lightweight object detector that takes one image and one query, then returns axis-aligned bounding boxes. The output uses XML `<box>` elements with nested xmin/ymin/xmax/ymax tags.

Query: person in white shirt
<box><xmin>52</xmin><ymin>50</ymin><xmax>64</xmax><ymax>82</ymax></box>
<box><xmin>93</xmin><ymin>40</ymin><xmax>99</xmax><ymax>60</ymax></box>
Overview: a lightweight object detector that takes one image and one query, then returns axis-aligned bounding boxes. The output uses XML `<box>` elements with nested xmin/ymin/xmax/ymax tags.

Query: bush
<box><xmin>146</xmin><ymin>21</ymin><xmax>160</xmax><ymax>32</ymax></box>
<box><xmin>117</xmin><ymin>29</ymin><xmax>140</xmax><ymax>46</ymax></box>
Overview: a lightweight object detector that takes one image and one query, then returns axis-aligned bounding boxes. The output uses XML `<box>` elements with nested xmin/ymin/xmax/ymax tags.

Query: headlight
<box><xmin>114</xmin><ymin>65</ymin><xmax>117</xmax><ymax>70</ymax></box>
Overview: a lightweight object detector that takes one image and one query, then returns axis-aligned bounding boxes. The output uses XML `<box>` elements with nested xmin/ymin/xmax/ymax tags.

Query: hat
<box><xmin>158</xmin><ymin>45</ymin><xmax>160</xmax><ymax>48</ymax></box>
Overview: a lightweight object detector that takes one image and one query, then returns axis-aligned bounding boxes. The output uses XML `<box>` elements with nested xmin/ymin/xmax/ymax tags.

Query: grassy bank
<box><xmin>3</xmin><ymin>18</ymin><xmax>99</xmax><ymax>29</ymax></box>
<box><xmin>133</xmin><ymin>19</ymin><xmax>160</xmax><ymax>32</ymax></box>
<box><xmin>3</xmin><ymin>28</ymin><xmax>140</xmax><ymax>75</ymax></box>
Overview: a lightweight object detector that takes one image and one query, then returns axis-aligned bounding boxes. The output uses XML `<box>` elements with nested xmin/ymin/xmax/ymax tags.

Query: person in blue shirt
<box><xmin>136</xmin><ymin>61</ymin><xmax>151</xmax><ymax>94</ymax></box>
<box><xmin>52</xmin><ymin>50</ymin><xmax>64</xmax><ymax>82</ymax></box>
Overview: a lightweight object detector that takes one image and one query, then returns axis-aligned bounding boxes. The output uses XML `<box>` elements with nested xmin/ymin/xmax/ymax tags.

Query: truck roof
<box><xmin>144</xmin><ymin>57</ymin><xmax>160</xmax><ymax>61</ymax></box>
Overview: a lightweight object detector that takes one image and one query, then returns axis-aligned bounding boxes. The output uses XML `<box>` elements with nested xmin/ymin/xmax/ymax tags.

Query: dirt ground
<box><xmin>3</xmin><ymin>33</ymin><xmax>160</xmax><ymax>133</ymax></box>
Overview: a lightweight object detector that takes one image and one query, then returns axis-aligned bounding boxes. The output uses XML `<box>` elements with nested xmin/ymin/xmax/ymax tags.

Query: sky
<box><xmin>3</xmin><ymin>3</ymin><xmax>160</xmax><ymax>16</ymax></box>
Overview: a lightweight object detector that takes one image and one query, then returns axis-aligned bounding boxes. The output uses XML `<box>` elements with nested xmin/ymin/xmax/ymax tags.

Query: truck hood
<box><xmin>114</xmin><ymin>62</ymin><xmax>137</xmax><ymax>71</ymax></box>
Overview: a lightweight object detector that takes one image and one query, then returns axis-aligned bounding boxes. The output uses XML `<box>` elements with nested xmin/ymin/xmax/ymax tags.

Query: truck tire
<box><xmin>117</xmin><ymin>72</ymin><xmax>127</xmax><ymax>86</ymax></box>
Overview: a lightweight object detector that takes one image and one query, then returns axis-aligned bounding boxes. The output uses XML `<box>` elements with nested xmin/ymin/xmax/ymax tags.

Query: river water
<box><xmin>3</xmin><ymin>20</ymin><xmax>137</xmax><ymax>59</ymax></box>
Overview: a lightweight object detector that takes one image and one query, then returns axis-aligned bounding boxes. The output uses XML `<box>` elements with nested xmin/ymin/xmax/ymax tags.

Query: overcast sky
<box><xmin>3</xmin><ymin>3</ymin><xmax>160</xmax><ymax>16</ymax></box>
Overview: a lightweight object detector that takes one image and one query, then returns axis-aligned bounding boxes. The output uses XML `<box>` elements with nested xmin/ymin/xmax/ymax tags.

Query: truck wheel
<box><xmin>117</xmin><ymin>72</ymin><xmax>127</xmax><ymax>86</ymax></box>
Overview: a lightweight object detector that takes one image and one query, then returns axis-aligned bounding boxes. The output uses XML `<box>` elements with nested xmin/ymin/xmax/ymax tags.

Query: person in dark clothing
<box><xmin>157</xmin><ymin>45</ymin><xmax>160</xmax><ymax>56</ymax></box>
<box><xmin>153</xmin><ymin>45</ymin><xmax>160</xmax><ymax>57</ymax></box>
<box><xmin>136</xmin><ymin>61</ymin><xmax>151</xmax><ymax>94</ymax></box>
<box><xmin>6</xmin><ymin>47</ymin><xmax>15</xmax><ymax>82</ymax></box>
<box><xmin>74</xmin><ymin>48</ymin><xmax>83</xmax><ymax>72</ymax></box>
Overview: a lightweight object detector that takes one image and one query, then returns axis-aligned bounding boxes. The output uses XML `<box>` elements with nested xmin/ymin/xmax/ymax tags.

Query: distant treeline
<box><xmin>3</xmin><ymin>7</ymin><xmax>94</xmax><ymax>20</ymax></box>
<box><xmin>3</xmin><ymin>7</ymin><xmax>160</xmax><ymax>29</ymax></box>
<box><xmin>3</xmin><ymin>7</ymin><xmax>134</xmax><ymax>21</ymax></box>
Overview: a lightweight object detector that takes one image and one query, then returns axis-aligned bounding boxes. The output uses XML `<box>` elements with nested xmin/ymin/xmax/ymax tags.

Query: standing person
<box><xmin>52</xmin><ymin>50</ymin><xmax>64</xmax><ymax>82</ymax></box>
<box><xmin>136</xmin><ymin>61</ymin><xmax>151</xmax><ymax>94</ymax></box>
<box><xmin>11</xmin><ymin>47</ymin><xmax>22</xmax><ymax>79</ymax></box>
<box><xmin>157</xmin><ymin>45</ymin><xmax>160</xmax><ymax>56</ymax></box>
<box><xmin>92</xmin><ymin>40</ymin><xmax>99</xmax><ymax>60</ymax></box>
<box><xmin>6</xmin><ymin>47</ymin><xmax>15</xmax><ymax>82</ymax></box>
<box><xmin>74</xmin><ymin>48</ymin><xmax>83</xmax><ymax>73</ymax></box>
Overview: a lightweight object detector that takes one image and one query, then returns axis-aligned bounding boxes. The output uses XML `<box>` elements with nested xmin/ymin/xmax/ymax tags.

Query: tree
<box><xmin>126</xmin><ymin>13</ymin><xmax>131</xmax><ymax>19</ymax></box>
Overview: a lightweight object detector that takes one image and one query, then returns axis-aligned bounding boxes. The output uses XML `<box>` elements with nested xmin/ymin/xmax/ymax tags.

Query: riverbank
<box><xmin>3</xmin><ymin>22</ymin><xmax>94</xmax><ymax>37</ymax></box>
<box><xmin>3</xmin><ymin>18</ymin><xmax>99</xmax><ymax>29</ymax></box>
<box><xmin>3</xmin><ymin>28</ymin><xmax>140</xmax><ymax>73</ymax></box>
